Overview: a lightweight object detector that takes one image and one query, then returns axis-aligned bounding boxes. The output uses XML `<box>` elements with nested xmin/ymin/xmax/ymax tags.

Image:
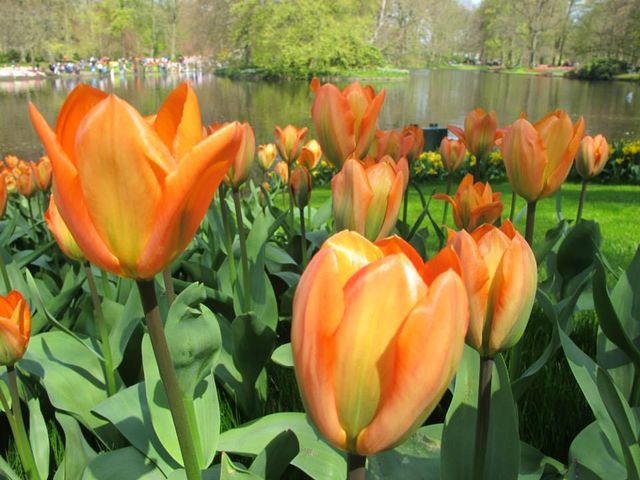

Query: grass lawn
<box><xmin>311</xmin><ymin>181</ymin><xmax>640</xmax><ymax>271</ymax></box>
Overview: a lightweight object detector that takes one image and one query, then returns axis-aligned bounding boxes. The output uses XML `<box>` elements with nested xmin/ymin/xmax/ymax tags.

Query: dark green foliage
<box><xmin>568</xmin><ymin>58</ymin><xmax>630</xmax><ymax>81</ymax></box>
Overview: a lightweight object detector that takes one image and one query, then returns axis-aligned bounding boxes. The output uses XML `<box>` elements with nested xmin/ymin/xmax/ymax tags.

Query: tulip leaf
<box><xmin>93</xmin><ymin>383</ymin><xmax>180</xmax><ymax>475</ymax></box>
<box><xmin>53</xmin><ymin>413</ymin><xmax>97</xmax><ymax>480</ymax></box>
<box><xmin>142</xmin><ymin>334</ymin><xmax>221</xmax><ymax>469</ymax></box>
<box><xmin>0</xmin><ymin>215</ymin><xmax>18</xmax><ymax>247</ymax></box>
<box><xmin>249</xmin><ymin>430</ymin><xmax>300</xmax><ymax>479</ymax></box>
<box><xmin>271</xmin><ymin>343</ymin><xmax>293</xmax><ymax>368</ymax></box>
<box><xmin>233</xmin><ymin>250</ymin><xmax>278</xmax><ymax>332</ymax></box>
<box><xmin>533</xmin><ymin>219</ymin><xmax>568</xmax><ymax>264</ymax></box>
<box><xmin>441</xmin><ymin>348</ymin><xmax>520</xmax><ymax>480</ymax></box>
<box><xmin>106</xmin><ymin>286</ymin><xmax>144</xmax><ymax>369</ymax></box>
<box><xmin>220</xmin><ymin>453</ymin><xmax>262</xmax><ymax>479</ymax></box>
<box><xmin>556</xmin><ymin>220</ymin><xmax>602</xmax><ymax>285</ymax></box>
<box><xmin>568</xmin><ymin>417</ymin><xmax>626</xmax><ymax>480</ymax></box>
<box><xmin>0</xmin><ymin>454</ymin><xmax>20</xmax><ymax>480</ymax></box>
<box><xmin>311</xmin><ymin>197</ymin><xmax>332</xmax><ymax>229</ymax></box>
<box><xmin>82</xmin><ymin>447</ymin><xmax>165</xmax><ymax>480</ymax></box>
<box><xmin>27</xmin><ymin>389</ymin><xmax>50</xmax><ymax>480</ymax></box>
<box><xmin>218</xmin><ymin>412</ymin><xmax>346</xmax><ymax>480</ymax></box>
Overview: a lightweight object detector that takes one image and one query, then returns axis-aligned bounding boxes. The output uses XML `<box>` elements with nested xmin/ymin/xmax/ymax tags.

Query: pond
<box><xmin>1</xmin><ymin>69</ymin><xmax>638</xmax><ymax>159</ymax></box>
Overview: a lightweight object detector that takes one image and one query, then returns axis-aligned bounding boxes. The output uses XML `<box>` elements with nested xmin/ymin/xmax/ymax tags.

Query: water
<box><xmin>2</xmin><ymin>69</ymin><xmax>638</xmax><ymax>160</ymax></box>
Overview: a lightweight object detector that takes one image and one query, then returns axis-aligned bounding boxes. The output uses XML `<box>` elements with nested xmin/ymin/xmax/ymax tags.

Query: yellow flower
<box><xmin>470</xmin><ymin>155</ymin><xmax>477</xmax><ymax>167</ymax></box>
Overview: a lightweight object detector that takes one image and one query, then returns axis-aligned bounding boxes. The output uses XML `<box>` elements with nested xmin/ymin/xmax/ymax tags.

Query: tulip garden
<box><xmin>0</xmin><ymin>78</ymin><xmax>638</xmax><ymax>480</ymax></box>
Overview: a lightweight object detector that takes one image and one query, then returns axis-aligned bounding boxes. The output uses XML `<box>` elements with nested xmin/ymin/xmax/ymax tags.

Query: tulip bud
<box><xmin>257</xmin><ymin>143</ymin><xmax>277</xmax><ymax>171</ymax></box>
<box><xmin>448</xmin><ymin>220</ymin><xmax>537</xmax><ymax>355</ymax></box>
<box><xmin>0</xmin><ymin>291</ymin><xmax>31</xmax><ymax>366</ymax></box>
<box><xmin>401</xmin><ymin>125</ymin><xmax>425</xmax><ymax>163</ymax></box>
<box><xmin>439</xmin><ymin>137</ymin><xmax>467</xmax><ymax>173</ymax></box>
<box><xmin>375</xmin><ymin>129</ymin><xmax>403</xmax><ymax>161</ymax></box>
<box><xmin>290</xmin><ymin>165</ymin><xmax>312</xmax><ymax>208</ymax></box>
<box><xmin>274</xmin><ymin>161</ymin><xmax>289</xmax><ymax>184</ymax></box>
<box><xmin>45</xmin><ymin>194</ymin><xmax>86</xmax><ymax>261</ymax></box>
<box><xmin>292</xmin><ymin>231</ymin><xmax>468</xmax><ymax>455</ymax></box>
<box><xmin>575</xmin><ymin>134</ymin><xmax>609</xmax><ymax>180</ymax></box>
<box><xmin>331</xmin><ymin>157</ymin><xmax>405</xmax><ymax>241</ymax></box>
<box><xmin>448</xmin><ymin>108</ymin><xmax>498</xmax><ymax>161</ymax></box>
<box><xmin>0</xmin><ymin>177</ymin><xmax>7</xmax><ymax>217</ymax></box>
<box><xmin>275</xmin><ymin>125</ymin><xmax>308</xmax><ymax>164</ymax></box>
<box><xmin>433</xmin><ymin>173</ymin><xmax>503</xmax><ymax>231</ymax></box>
<box><xmin>3</xmin><ymin>155</ymin><xmax>19</xmax><ymax>169</ymax></box>
<box><xmin>16</xmin><ymin>168</ymin><xmax>37</xmax><ymax>198</ymax></box>
<box><xmin>213</xmin><ymin>122</ymin><xmax>255</xmax><ymax>189</ymax></box>
<box><xmin>298</xmin><ymin>140</ymin><xmax>323</xmax><ymax>170</ymax></box>
<box><xmin>33</xmin><ymin>156</ymin><xmax>52</xmax><ymax>190</ymax></box>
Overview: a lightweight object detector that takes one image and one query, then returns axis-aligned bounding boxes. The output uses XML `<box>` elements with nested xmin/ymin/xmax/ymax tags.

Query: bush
<box><xmin>569</xmin><ymin>58</ymin><xmax>630</xmax><ymax>80</ymax></box>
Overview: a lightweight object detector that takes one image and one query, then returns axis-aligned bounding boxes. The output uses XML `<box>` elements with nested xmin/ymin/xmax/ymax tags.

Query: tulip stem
<box><xmin>6</xmin><ymin>366</ymin><xmax>41</xmax><ymax>480</ymax></box>
<box><xmin>299</xmin><ymin>205</ymin><xmax>308</xmax><ymax>268</ymax></box>
<box><xmin>232</xmin><ymin>188</ymin><xmax>251</xmax><ymax>312</ymax></box>
<box><xmin>509</xmin><ymin>191</ymin><xmax>517</xmax><ymax>222</ymax></box>
<box><xmin>100</xmin><ymin>270</ymin><xmax>113</xmax><ymax>300</ymax></box>
<box><xmin>347</xmin><ymin>453</ymin><xmax>366</xmax><ymax>480</ymax></box>
<box><xmin>85</xmin><ymin>264</ymin><xmax>117</xmax><ymax>397</ymax></box>
<box><xmin>287</xmin><ymin>163</ymin><xmax>294</xmax><ymax>233</ymax></box>
<box><xmin>136</xmin><ymin>280</ymin><xmax>202</xmax><ymax>480</ymax></box>
<box><xmin>162</xmin><ymin>268</ymin><xmax>176</xmax><ymax>305</ymax></box>
<box><xmin>402</xmin><ymin>187</ymin><xmax>409</xmax><ymax>233</ymax></box>
<box><xmin>218</xmin><ymin>186</ymin><xmax>237</xmax><ymax>288</ymax></box>
<box><xmin>524</xmin><ymin>200</ymin><xmax>537</xmax><ymax>246</ymax></box>
<box><xmin>442</xmin><ymin>174</ymin><xmax>453</xmax><ymax>225</ymax></box>
<box><xmin>472</xmin><ymin>356</ymin><xmax>494</xmax><ymax>480</ymax></box>
<box><xmin>576</xmin><ymin>179</ymin><xmax>588</xmax><ymax>223</ymax></box>
<box><xmin>0</xmin><ymin>254</ymin><xmax>11</xmax><ymax>293</ymax></box>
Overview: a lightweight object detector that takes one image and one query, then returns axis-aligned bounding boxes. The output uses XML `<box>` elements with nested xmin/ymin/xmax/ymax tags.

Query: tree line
<box><xmin>0</xmin><ymin>0</ymin><xmax>637</xmax><ymax>72</ymax></box>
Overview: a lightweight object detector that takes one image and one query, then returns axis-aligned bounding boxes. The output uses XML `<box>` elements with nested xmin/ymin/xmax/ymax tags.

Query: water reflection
<box><xmin>2</xmin><ymin>70</ymin><xmax>638</xmax><ymax>159</ymax></box>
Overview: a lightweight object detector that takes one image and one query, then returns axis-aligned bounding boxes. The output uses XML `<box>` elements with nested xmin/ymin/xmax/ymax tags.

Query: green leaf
<box><xmin>441</xmin><ymin>348</ymin><xmax>520</xmax><ymax>480</ymax></box>
<box><xmin>27</xmin><ymin>391</ymin><xmax>49</xmax><ymax>480</ymax></box>
<box><xmin>232</xmin><ymin>313</ymin><xmax>276</xmax><ymax>387</ymax></box>
<box><xmin>518</xmin><ymin>442</ymin><xmax>564</xmax><ymax>480</ymax></box>
<box><xmin>53</xmin><ymin>413</ymin><xmax>97</xmax><ymax>480</ymax></box>
<box><xmin>249</xmin><ymin>430</ymin><xmax>299</xmax><ymax>479</ymax></box>
<box><xmin>106</xmin><ymin>286</ymin><xmax>143</xmax><ymax>369</ymax></box>
<box><xmin>556</xmin><ymin>220</ymin><xmax>602</xmax><ymax>284</ymax></box>
<box><xmin>218</xmin><ymin>412</ymin><xmax>345</xmax><ymax>480</ymax></box>
<box><xmin>82</xmin><ymin>447</ymin><xmax>165</xmax><ymax>480</ymax></box>
<box><xmin>0</xmin><ymin>453</ymin><xmax>20</xmax><ymax>480</ymax></box>
<box><xmin>311</xmin><ymin>197</ymin><xmax>332</xmax><ymax>229</ymax></box>
<box><xmin>270</xmin><ymin>343</ymin><xmax>293</xmax><ymax>368</ymax></box>
<box><xmin>220</xmin><ymin>453</ymin><xmax>262</xmax><ymax>479</ymax></box>
<box><xmin>534</xmin><ymin>220</ymin><xmax>568</xmax><ymax>264</ymax></box>
<box><xmin>568</xmin><ymin>418</ymin><xmax>626</xmax><ymax>480</ymax></box>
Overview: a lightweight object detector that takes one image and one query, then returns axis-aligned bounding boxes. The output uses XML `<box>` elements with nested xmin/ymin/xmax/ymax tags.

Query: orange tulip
<box><xmin>208</xmin><ymin>122</ymin><xmax>255</xmax><ymax>189</ymax></box>
<box><xmin>433</xmin><ymin>174</ymin><xmax>503</xmax><ymax>231</ymax></box>
<box><xmin>275</xmin><ymin>125</ymin><xmax>308</xmax><ymax>164</ymax></box>
<box><xmin>401</xmin><ymin>125</ymin><xmax>425</xmax><ymax>163</ymax></box>
<box><xmin>0</xmin><ymin>177</ymin><xmax>6</xmax><ymax>217</ymax></box>
<box><xmin>257</xmin><ymin>143</ymin><xmax>277</xmax><ymax>171</ymax></box>
<box><xmin>575</xmin><ymin>134</ymin><xmax>609</xmax><ymax>180</ymax></box>
<box><xmin>448</xmin><ymin>108</ymin><xmax>498</xmax><ymax>160</ymax></box>
<box><xmin>292</xmin><ymin>231</ymin><xmax>468</xmax><ymax>455</ymax></box>
<box><xmin>45</xmin><ymin>194</ymin><xmax>85</xmax><ymax>261</ymax></box>
<box><xmin>0</xmin><ymin>291</ymin><xmax>31</xmax><ymax>366</ymax></box>
<box><xmin>332</xmin><ymin>157</ymin><xmax>406</xmax><ymax>241</ymax></box>
<box><xmin>29</xmin><ymin>83</ymin><xmax>241</xmax><ymax>279</ymax></box>
<box><xmin>499</xmin><ymin>111</ymin><xmax>584</xmax><ymax>202</ymax></box>
<box><xmin>439</xmin><ymin>137</ymin><xmax>467</xmax><ymax>173</ymax></box>
<box><xmin>33</xmin><ymin>156</ymin><xmax>53</xmax><ymax>190</ymax></box>
<box><xmin>3</xmin><ymin>155</ymin><xmax>19</xmax><ymax>169</ymax></box>
<box><xmin>3</xmin><ymin>172</ymin><xmax>16</xmax><ymax>194</ymax></box>
<box><xmin>448</xmin><ymin>220</ymin><xmax>537</xmax><ymax>355</ymax></box>
<box><xmin>310</xmin><ymin>78</ymin><xmax>385</xmax><ymax>169</ymax></box>
<box><xmin>274</xmin><ymin>161</ymin><xmax>289</xmax><ymax>184</ymax></box>
<box><xmin>290</xmin><ymin>165</ymin><xmax>312</xmax><ymax>208</ymax></box>
<box><xmin>374</xmin><ymin>129</ymin><xmax>403</xmax><ymax>161</ymax></box>
<box><xmin>15</xmin><ymin>161</ymin><xmax>37</xmax><ymax>198</ymax></box>
<box><xmin>298</xmin><ymin>140</ymin><xmax>323</xmax><ymax>170</ymax></box>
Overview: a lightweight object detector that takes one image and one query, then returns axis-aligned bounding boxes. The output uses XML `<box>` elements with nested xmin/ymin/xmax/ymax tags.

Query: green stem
<box><xmin>631</xmin><ymin>369</ymin><xmax>640</xmax><ymax>407</ymax></box>
<box><xmin>232</xmin><ymin>188</ymin><xmax>251</xmax><ymax>312</ymax></box>
<box><xmin>442</xmin><ymin>174</ymin><xmax>453</xmax><ymax>225</ymax></box>
<box><xmin>576</xmin><ymin>179</ymin><xmax>588</xmax><ymax>224</ymax></box>
<box><xmin>136</xmin><ymin>280</ymin><xmax>201</xmax><ymax>480</ymax></box>
<box><xmin>287</xmin><ymin>163</ymin><xmax>294</xmax><ymax>232</ymax></box>
<box><xmin>472</xmin><ymin>356</ymin><xmax>494</xmax><ymax>480</ymax></box>
<box><xmin>0</xmin><ymin>254</ymin><xmax>11</xmax><ymax>293</ymax></box>
<box><xmin>347</xmin><ymin>453</ymin><xmax>366</xmax><ymax>480</ymax></box>
<box><xmin>183</xmin><ymin>397</ymin><xmax>204</xmax><ymax>467</ymax></box>
<box><xmin>218</xmin><ymin>186</ymin><xmax>237</xmax><ymax>287</ymax></box>
<box><xmin>162</xmin><ymin>268</ymin><xmax>176</xmax><ymax>305</ymax></box>
<box><xmin>85</xmin><ymin>264</ymin><xmax>117</xmax><ymax>397</ymax></box>
<box><xmin>509</xmin><ymin>191</ymin><xmax>517</xmax><ymax>222</ymax></box>
<box><xmin>525</xmin><ymin>200</ymin><xmax>537</xmax><ymax>247</ymax></box>
<box><xmin>474</xmin><ymin>152</ymin><xmax>483</xmax><ymax>181</ymax></box>
<box><xmin>402</xmin><ymin>186</ymin><xmax>409</xmax><ymax>234</ymax></box>
<box><xmin>299</xmin><ymin>205</ymin><xmax>308</xmax><ymax>268</ymax></box>
<box><xmin>7</xmin><ymin>366</ymin><xmax>41</xmax><ymax>480</ymax></box>
<box><xmin>100</xmin><ymin>270</ymin><xmax>112</xmax><ymax>300</ymax></box>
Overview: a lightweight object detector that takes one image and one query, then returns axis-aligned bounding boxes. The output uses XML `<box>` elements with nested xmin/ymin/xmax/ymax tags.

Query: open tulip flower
<box><xmin>45</xmin><ymin>194</ymin><xmax>85</xmax><ymax>262</ymax></box>
<box><xmin>29</xmin><ymin>82</ymin><xmax>242</xmax><ymax>279</ymax></box>
<box><xmin>439</xmin><ymin>137</ymin><xmax>467</xmax><ymax>173</ymax></box>
<box><xmin>433</xmin><ymin>173</ymin><xmax>503</xmax><ymax>231</ymax></box>
<box><xmin>275</xmin><ymin>124</ymin><xmax>308</xmax><ymax>164</ymax></box>
<box><xmin>292</xmin><ymin>230</ymin><xmax>469</xmax><ymax>455</ymax></box>
<box><xmin>257</xmin><ymin>143</ymin><xmax>277</xmax><ymax>171</ymax></box>
<box><xmin>332</xmin><ymin>156</ymin><xmax>406</xmax><ymax>241</ymax></box>
<box><xmin>448</xmin><ymin>220</ymin><xmax>537</xmax><ymax>356</ymax></box>
<box><xmin>499</xmin><ymin>111</ymin><xmax>585</xmax><ymax>202</ymax></box>
<box><xmin>576</xmin><ymin>134</ymin><xmax>609</xmax><ymax>180</ymax></box>
<box><xmin>311</xmin><ymin>78</ymin><xmax>385</xmax><ymax>169</ymax></box>
<box><xmin>0</xmin><ymin>291</ymin><xmax>31</xmax><ymax>366</ymax></box>
<box><xmin>298</xmin><ymin>139</ymin><xmax>323</xmax><ymax>170</ymax></box>
<box><xmin>448</xmin><ymin>108</ymin><xmax>498</xmax><ymax>162</ymax></box>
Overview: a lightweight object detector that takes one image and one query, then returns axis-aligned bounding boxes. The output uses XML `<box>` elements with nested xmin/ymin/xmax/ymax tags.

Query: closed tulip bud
<box><xmin>433</xmin><ymin>173</ymin><xmax>503</xmax><ymax>231</ymax></box>
<box><xmin>45</xmin><ymin>194</ymin><xmax>85</xmax><ymax>261</ymax></box>
<box><xmin>448</xmin><ymin>220</ymin><xmax>537</xmax><ymax>355</ymax></box>
<box><xmin>0</xmin><ymin>291</ymin><xmax>31</xmax><ymax>366</ymax></box>
<box><xmin>401</xmin><ymin>125</ymin><xmax>425</xmax><ymax>163</ymax></box>
<box><xmin>499</xmin><ymin>111</ymin><xmax>584</xmax><ymax>202</ymax></box>
<box><xmin>439</xmin><ymin>137</ymin><xmax>467</xmax><ymax>173</ymax></box>
<box><xmin>3</xmin><ymin>155</ymin><xmax>19</xmax><ymax>169</ymax></box>
<box><xmin>16</xmin><ymin>165</ymin><xmax>37</xmax><ymax>198</ymax></box>
<box><xmin>292</xmin><ymin>231</ymin><xmax>468</xmax><ymax>455</ymax></box>
<box><xmin>298</xmin><ymin>140</ymin><xmax>323</xmax><ymax>170</ymax></box>
<box><xmin>290</xmin><ymin>165</ymin><xmax>312</xmax><ymax>208</ymax></box>
<box><xmin>3</xmin><ymin>172</ymin><xmax>16</xmax><ymax>194</ymax></box>
<box><xmin>33</xmin><ymin>156</ymin><xmax>52</xmax><ymax>190</ymax></box>
<box><xmin>448</xmin><ymin>108</ymin><xmax>498</xmax><ymax>161</ymax></box>
<box><xmin>210</xmin><ymin>122</ymin><xmax>255</xmax><ymax>189</ymax></box>
<box><xmin>30</xmin><ymin>83</ymin><xmax>242</xmax><ymax>279</ymax></box>
<box><xmin>375</xmin><ymin>129</ymin><xmax>403</xmax><ymax>161</ymax></box>
<box><xmin>0</xmin><ymin>177</ymin><xmax>6</xmax><ymax>217</ymax></box>
<box><xmin>332</xmin><ymin>157</ymin><xmax>405</xmax><ymax>241</ymax></box>
<box><xmin>257</xmin><ymin>143</ymin><xmax>277</xmax><ymax>171</ymax></box>
<box><xmin>275</xmin><ymin>125</ymin><xmax>308</xmax><ymax>164</ymax></box>
<box><xmin>274</xmin><ymin>161</ymin><xmax>289</xmax><ymax>184</ymax></box>
<box><xmin>311</xmin><ymin>78</ymin><xmax>385</xmax><ymax>168</ymax></box>
<box><xmin>575</xmin><ymin>134</ymin><xmax>609</xmax><ymax>180</ymax></box>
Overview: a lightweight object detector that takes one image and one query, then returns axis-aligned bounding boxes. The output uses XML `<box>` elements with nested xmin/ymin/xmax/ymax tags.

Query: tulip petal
<box><xmin>74</xmin><ymin>96</ymin><xmax>171</xmax><ymax>276</ymax></box>
<box><xmin>433</xmin><ymin>193</ymin><xmax>462</xmax><ymax>229</ymax></box>
<box><xmin>331</xmin><ymin>159</ymin><xmax>373</xmax><ymax>235</ymax></box>
<box><xmin>375</xmin><ymin>235</ymin><xmax>423</xmax><ymax>272</ymax></box>
<box><xmin>357</xmin><ymin>270</ymin><xmax>468</xmax><ymax>454</ymax></box>
<box><xmin>354</xmin><ymin>90</ymin><xmax>385</xmax><ymax>160</ymax></box>
<box><xmin>421</xmin><ymin>245</ymin><xmax>462</xmax><ymax>286</ymax></box>
<box><xmin>333</xmin><ymin>254</ymin><xmax>427</xmax><ymax>450</ymax></box>
<box><xmin>467</xmin><ymin>201</ymin><xmax>504</xmax><ymax>231</ymax></box>
<box><xmin>312</xmin><ymin>84</ymin><xmax>355</xmax><ymax>168</ymax></box>
<box><xmin>474</xmin><ymin>226</ymin><xmax>511</xmax><ymax>280</ymax></box>
<box><xmin>541</xmin><ymin>116</ymin><xmax>585</xmax><ymax>198</ymax></box>
<box><xmin>364</xmin><ymin>162</ymin><xmax>396</xmax><ymax>240</ymax></box>
<box><xmin>153</xmin><ymin>83</ymin><xmax>202</xmax><ymax>163</ymax></box>
<box><xmin>376</xmin><ymin>169</ymin><xmax>404</xmax><ymax>240</ymax></box>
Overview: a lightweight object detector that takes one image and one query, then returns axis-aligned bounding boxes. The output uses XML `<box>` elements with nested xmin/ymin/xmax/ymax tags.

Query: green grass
<box><xmin>614</xmin><ymin>72</ymin><xmax>640</xmax><ymax>81</ymax></box>
<box><xmin>311</xmin><ymin>181</ymin><xmax>639</xmax><ymax>271</ymax></box>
